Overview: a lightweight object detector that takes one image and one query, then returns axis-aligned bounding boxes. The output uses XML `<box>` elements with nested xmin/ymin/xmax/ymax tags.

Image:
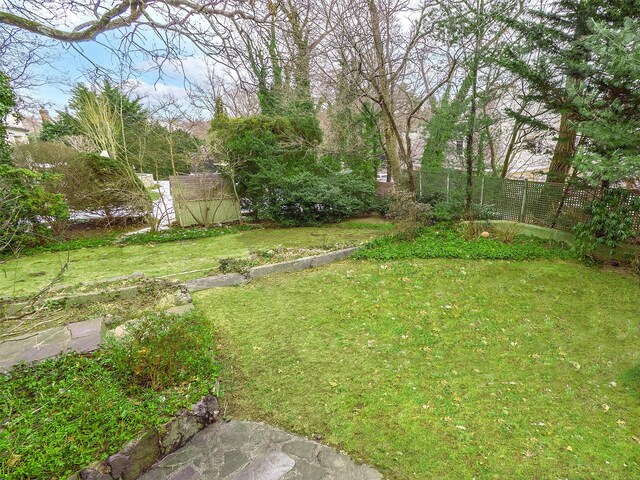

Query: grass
<box><xmin>198</xmin><ymin>258</ymin><xmax>640</xmax><ymax>479</ymax></box>
<box><xmin>0</xmin><ymin>311</ymin><xmax>217</xmax><ymax>479</ymax></box>
<box><xmin>0</xmin><ymin>219</ymin><xmax>392</xmax><ymax>297</ymax></box>
<box><xmin>12</xmin><ymin>224</ymin><xmax>255</xmax><ymax>257</ymax></box>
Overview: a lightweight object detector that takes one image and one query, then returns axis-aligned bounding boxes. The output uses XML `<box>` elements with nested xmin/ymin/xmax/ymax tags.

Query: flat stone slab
<box><xmin>165</xmin><ymin>303</ymin><xmax>195</xmax><ymax>315</ymax></box>
<box><xmin>139</xmin><ymin>420</ymin><xmax>381</xmax><ymax>480</ymax></box>
<box><xmin>0</xmin><ymin>318</ymin><xmax>104</xmax><ymax>371</ymax></box>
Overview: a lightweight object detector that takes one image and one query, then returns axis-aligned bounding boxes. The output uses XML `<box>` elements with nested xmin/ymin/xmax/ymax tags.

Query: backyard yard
<box><xmin>0</xmin><ymin>219</ymin><xmax>392</xmax><ymax>297</ymax></box>
<box><xmin>199</xmin><ymin>256</ymin><xmax>640</xmax><ymax>479</ymax></box>
<box><xmin>1</xmin><ymin>223</ymin><xmax>639</xmax><ymax>479</ymax></box>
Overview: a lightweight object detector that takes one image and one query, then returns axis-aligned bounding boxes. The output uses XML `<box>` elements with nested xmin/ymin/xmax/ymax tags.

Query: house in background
<box><xmin>4</xmin><ymin>114</ymin><xmax>30</xmax><ymax>145</ymax></box>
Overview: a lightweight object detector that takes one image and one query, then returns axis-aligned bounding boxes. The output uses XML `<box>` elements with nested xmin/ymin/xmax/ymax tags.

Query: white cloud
<box><xmin>126</xmin><ymin>79</ymin><xmax>189</xmax><ymax>101</ymax></box>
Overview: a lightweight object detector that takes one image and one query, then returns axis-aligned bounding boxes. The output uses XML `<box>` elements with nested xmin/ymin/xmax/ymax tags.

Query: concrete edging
<box><xmin>247</xmin><ymin>247</ymin><xmax>358</xmax><ymax>279</ymax></box>
<box><xmin>477</xmin><ymin>220</ymin><xmax>640</xmax><ymax>261</ymax></box>
<box><xmin>181</xmin><ymin>247</ymin><xmax>359</xmax><ymax>293</ymax></box>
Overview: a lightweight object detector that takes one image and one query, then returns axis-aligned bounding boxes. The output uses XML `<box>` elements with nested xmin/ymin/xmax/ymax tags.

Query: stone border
<box><xmin>1</xmin><ymin>293</ymin><xmax>194</xmax><ymax>371</ymax></box>
<box><xmin>181</xmin><ymin>247</ymin><xmax>358</xmax><ymax>293</ymax></box>
<box><xmin>474</xmin><ymin>220</ymin><xmax>640</xmax><ymax>262</ymax></box>
<box><xmin>72</xmin><ymin>395</ymin><xmax>220</xmax><ymax>480</ymax></box>
<box><xmin>0</xmin><ymin>317</ymin><xmax>105</xmax><ymax>372</ymax></box>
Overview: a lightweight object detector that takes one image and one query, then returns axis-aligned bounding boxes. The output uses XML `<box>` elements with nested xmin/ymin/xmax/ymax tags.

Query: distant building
<box><xmin>4</xmin><ymin>114</ymin><xmax>30</xmax><ymax>145</ymax></box>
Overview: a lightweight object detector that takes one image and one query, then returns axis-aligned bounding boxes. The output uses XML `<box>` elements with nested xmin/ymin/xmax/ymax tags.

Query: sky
<box><xmin>24</xmin><ymin>29</ymin><xmax>206</xmax><ymax>115</ymax></box>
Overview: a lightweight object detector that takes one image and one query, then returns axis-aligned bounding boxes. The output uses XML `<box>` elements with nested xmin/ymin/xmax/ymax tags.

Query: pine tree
<box><xmin>571</xmin><ymin>18</ymin><xmax>640</xmax><ymax>185</ymax></box>
<box><xmin>501</xmin><ymin>0</ymin><xmax>640</xmax><ymax>183</ymax></box>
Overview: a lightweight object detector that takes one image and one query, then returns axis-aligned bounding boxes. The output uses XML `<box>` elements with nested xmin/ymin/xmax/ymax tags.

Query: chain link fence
<box><xmin>416</xmin><ymin>169</ymin><xmax>640</xmax><ymax>237</ymax></box>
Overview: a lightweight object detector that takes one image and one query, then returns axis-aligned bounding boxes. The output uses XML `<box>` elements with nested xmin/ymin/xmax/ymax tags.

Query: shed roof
<box><xmin>169</xmin><ymin>173</ymin><xmax>233</xmax><ymax>202</ymax></box>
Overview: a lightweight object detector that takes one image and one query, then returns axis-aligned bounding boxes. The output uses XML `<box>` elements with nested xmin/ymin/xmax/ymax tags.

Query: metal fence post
<box><xmin>419</xmin><ymin>171</ymin><xmax>423</xmax><ymax>199</ymax></box>
<box><xmin>519</xmin><ymin>179</ymin><xmax>528</xmax><ymax>222</ymax></box>
<box><xmin>446</xmin><ymin>174</ymin><xmax>450</xmax><ymax>201</ymax></box>
<box><xmin>480</xmin><ymin>177</ymin><xmax>485</xmax><ymax>206</ymax></box>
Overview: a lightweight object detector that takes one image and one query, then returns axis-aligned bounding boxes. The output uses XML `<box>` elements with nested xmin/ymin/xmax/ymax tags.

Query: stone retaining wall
<box><xmin>73</xmin><ymin>395</ymin><xmax>220</xmax><ymax>480</ymax></box>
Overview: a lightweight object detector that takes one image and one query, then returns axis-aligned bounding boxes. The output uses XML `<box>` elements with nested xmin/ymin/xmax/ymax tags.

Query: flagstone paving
<box><xmin>0</xmin><ymin>317</ymin><xmax>103</xmax><ymax>371</ymax></box>
<box><xmin>139</xmin><ymin>420</ymin><xmax>381</xmax><ymax>480</ymax></box>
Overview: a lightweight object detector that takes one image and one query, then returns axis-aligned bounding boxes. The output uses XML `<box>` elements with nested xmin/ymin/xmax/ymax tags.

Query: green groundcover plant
<box><xmin>354</xmin><ymin>225</ymin><xmax>575</xmax><ymax>261</ymax></box>
<box><xmin>0</xmin><ymin>311</ymin><xmax>217</xmax><ymax>479</ymax></box>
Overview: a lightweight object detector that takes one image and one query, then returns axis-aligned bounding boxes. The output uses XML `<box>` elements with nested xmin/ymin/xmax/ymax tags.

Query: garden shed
<box><xmin>169</xmin><ymin>173</ymin><xmax>241</xmax><ymax>227</ymax></box>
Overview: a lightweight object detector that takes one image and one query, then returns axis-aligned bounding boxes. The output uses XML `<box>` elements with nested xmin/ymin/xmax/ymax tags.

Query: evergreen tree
<box><xmin>501</xmin><ymin>0</ymin><xmax>640</xmax><ymax>183</ymax></box>
<box><xmin>0</xmin><ymin>71</ymin><xmax>14</xmax><ymax>165</ymax></box>
<box><xmin>571</xmin><ymin>18</ymin><xmax>640</xmax><ymax>185</ymax></box>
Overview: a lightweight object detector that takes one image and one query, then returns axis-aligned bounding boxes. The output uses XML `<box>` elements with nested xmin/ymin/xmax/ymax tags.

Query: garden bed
<box><xmin>0</xmin><ymin>311</ymin><xmax>218</xmax><ymax>480</ymax></box>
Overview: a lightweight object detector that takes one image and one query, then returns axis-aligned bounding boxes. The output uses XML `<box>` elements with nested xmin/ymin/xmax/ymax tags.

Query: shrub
<box><xmin>0</xmin><ymin>164</ymin><xmax>68</xmax><ymax>253</ymax></box>
<box><xmin>574</xmin><ymin>188</ymin><xmax>640</xmax><ymax>256</ymax></box>
<box><xmin>493</xmin><ymin>222</ymin><xmax>523</xmax><ymax>244</ymax></box>
<box><xmin>252</xmin><ymin>171</ymin><xmax>378</xmax><ymax>226</ymax></box>
<box><xmin>386</xmin><ymin>189</ymin><xmax>433</xmax><ymax>239</ymax></box>
<box><xmin>103</xmin><ymin>311</ymin><xmax>216</xmax><ymax>391</ymax></box>
<box><xmin>460</xmin><ymin>220</ymin><xmax>487</xmax><ymax>241</ymax></box>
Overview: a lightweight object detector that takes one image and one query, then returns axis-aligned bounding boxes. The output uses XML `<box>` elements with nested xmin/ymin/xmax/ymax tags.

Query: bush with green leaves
<box><xmin>252</xmin><ymin>171</ymin><xmax>379</xmax><ymax>226</ymax></box>
<box><xmin>209</xmin><ymin>113</ymin><xmax>378</xmax><ymax>225</ymax></box>
<box><xmin>0</xmin><ymin>72</ymin><xmax>69</xmax><ymax>252</ymax></box>
<box><xmin>574</xmin><ymin>188</ymin><xmax>640</xmax><ymax>256</ymax></box>
<box><xmin>103</xmin><ymin>311</ymin><xmax>217</xmax><ymax>391</ymax></box>
<box><xmin>0</xmin><ymin>164</ymin><xmax>69</xmax><ymax>254</ymax></box>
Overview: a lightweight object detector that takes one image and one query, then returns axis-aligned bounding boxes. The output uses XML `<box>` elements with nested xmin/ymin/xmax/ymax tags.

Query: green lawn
<box><xmin>198</xmin><ymin>258</ymin><xmax>640</xmax><ymax>479</ymax></box>
<box><xmin>0</xmin><ymin>220</ymin><xmax>392</xmax><ymax>297</ymax></box>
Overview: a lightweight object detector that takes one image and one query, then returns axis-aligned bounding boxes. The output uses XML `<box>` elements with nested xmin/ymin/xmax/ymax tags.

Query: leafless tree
<box><xmin>0</xmin><ymin>1</ymin><xmax>256</xmax><ymax>42</ymax></box>
<box><xmin>330</xmin><ymin>0</ymin><xmax>459</xmax><ymax>193</ymax></box>
<box><xmin>187</xmin><ymin>62</ymin><xmax>260</xmax><ymax>117</ymax></box>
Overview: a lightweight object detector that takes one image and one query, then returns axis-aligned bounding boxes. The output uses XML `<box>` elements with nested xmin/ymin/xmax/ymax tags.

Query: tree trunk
<box><xmin>381</xmin><ymin>117</ymin><xmax>402</xmax><ymax>189</ymax></box>
<box><xmin>501</xmin><ymin>120</ymin><xmax>521</xmax><ymax>177</ymax></box>
<box><xmin>465</xmin><ymin>61</ymin><xmax>479</xmax><ymax>217</ymax></box>
<box><xmin>546</xmin><ymin>112</ymin><xmax>576</xmax><ymax>183</ymax></box>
